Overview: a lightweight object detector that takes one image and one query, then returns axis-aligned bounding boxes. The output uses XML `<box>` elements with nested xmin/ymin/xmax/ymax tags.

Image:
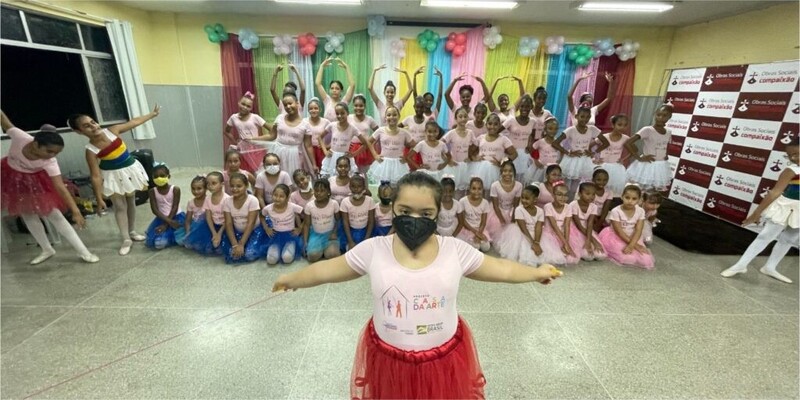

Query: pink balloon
<box><xmin>453</xmin><ymin>46</ymin><xmax>465</xmax><ymax>57</ymax></box>
<box><xmin>448</xmin><ymin>32</ymin><xmax>456</xmax><ymax>41</ymax></box>
<box><xmin>298</xmin><ymin>35</ymin><xmax>308</xmax><ymax>47</ymax></box>
<box><xmin>455</xmin><ymin>33</ymin><xmax>467</xmax><ymax>45</ymax></box>
<box><xmin>445</xmin><ymin>40</ymin><xmax>456</xmax><ymax>52</ymax></box>
<box><xmin>304</xmin><ymin>44</ymin><xmax>315</xmax><ymax>55</ymax></box>
<box><xmin>309</xmin><ymin>35</ymin><xmax>318</xmax><ymax>45</ymax></box>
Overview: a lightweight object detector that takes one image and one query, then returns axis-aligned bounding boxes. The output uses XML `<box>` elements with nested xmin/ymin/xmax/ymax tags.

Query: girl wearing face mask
<box><xmin>272</xmin><ymin>171</ymin><xmax>562</xmax><ymax>400</ymax></box>
<box><xmin>373</xmin><ymin>181</ymin><xmax>394</xmax><ymax>237</ymax></box>
<box><xmin>1</xmin><ymin>111</ymin><xmax>98</xmax><ymax>264</ymax></box>
<box><xmin>184</xmin><ymin>171</ymin><xmax>228</xmax><ymax>255</ymax></box>
<box><xmin>368</xmin><ymin>106</ymin><xmax>414</xmax><ymax>185</ymax></box>
<box><xmin>255</xmin><ymin>153</ymin><xmax>293</xmax><ymax>209</ymax></box>
<box><xmin>290</xmin><ymin>169</ymin><xmax>315</xmax><ymax>209</ymax></box>
<box><xmin>145</xmin><ymin>164</ymin><xmax>185</xmax><ymax>250</ymax></box>
<box><xmin>261</xmin><ymin>184</ymin><xmax>304</xmax><ymax>266</ymax></box>
<box><xmin>338</xmin><ymin>174</ymin><xmax>376</xmax><ymax>252</ymax></box>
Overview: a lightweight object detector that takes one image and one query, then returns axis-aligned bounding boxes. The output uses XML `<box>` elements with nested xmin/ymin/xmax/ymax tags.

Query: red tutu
<box><xmin>1</xmin><ymin>158</ymin><xmax>65</xmax><ymax>216</ymax></box>
<box><xmin>403</xmin><ymin>147</ymin><xmax>423</xmax><ymax>172</ymax></box>
<box><xmin>350</xmin><ymin>142</ymin><xmax>374</xmax><ymax>168</ymax></box>
<box><xmin>351</xmin><ymin>317</ymin><xmax>486</xmax><ymax>400</ymax></box>
<box><xmin>312</xmin><ymin>145</ymin><xmax>325</xmax><ymax>169</ymax></box>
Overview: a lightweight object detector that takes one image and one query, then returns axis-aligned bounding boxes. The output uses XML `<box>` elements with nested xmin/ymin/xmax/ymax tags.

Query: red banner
<box><xmin>666</xmin><ymin>60</ymin><xmax>799</xmax><ymax>226</ymax></box>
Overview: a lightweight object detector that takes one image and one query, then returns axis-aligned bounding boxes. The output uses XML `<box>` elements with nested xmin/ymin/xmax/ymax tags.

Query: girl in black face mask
<box><xmin>372</xmin><ymin>180</ymin><xmax>394</xmax><ymax>237</ymax></box>
<box><xmin>273</xmin><ymin>171</ymin><xmax>562</xmax><ymax>400</ymax></box>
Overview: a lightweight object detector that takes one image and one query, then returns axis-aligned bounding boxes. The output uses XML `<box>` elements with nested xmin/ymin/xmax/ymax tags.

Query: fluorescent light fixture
<box><xmin>421</xmin><ymin>0</ymin><xmax>519</xmax><ymax>10</ymax></box>
<box><xmin>575</xmin><ymin>2</ymin><xmax>674</xmax><ymax>12</ymax></box>
<box><xmin>274</xmin><ymin>0</ymin><xmax>362</xmax><ymax>5</ymax></box>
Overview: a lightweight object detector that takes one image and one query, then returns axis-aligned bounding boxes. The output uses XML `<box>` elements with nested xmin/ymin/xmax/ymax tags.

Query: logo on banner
<box><xmin>723</xmin><ymin>119</ymin><xmax>781</xmax><ymax>150</ymax></box>
<box><xmin>702</xmin><ymin>191</ymin><xmax>751</xmax><ymax>224</ymax></box>
<box><xmin>664</xmin><ymin>92</ymin><xmax>698</xmax><ymax>115</ymax></box>
<box><xmin>754</xmin><ymin>178</ymin><xmax>777</xmax><ymax>205</ymax></box>
<box><xmin>693</xmin><ymin>92</ymin><xmax>738</xmax><ymax>118</ymax></box>
<box><xmin>666</xmin><ymin>113</ymin><xmax>692</xmax><ymax>136</ymax></box>
<box><xmin>717</xmin><ymin>144</ymin><xmax>771</xmax><ymax>175</ymax></box>
<box><xmin>711</xmin><ymin>167</ymin><xmax>761</xmax><ymax>202</ymax></box>
<box><xmin>730</xmin><ymin>125</ymin><xmax>739</xmax><ymax>137</ymax></box>
<box><xmin>669</xmin><ymin>68</ymin><xmax>705</xmax><ymax>91</ymax></box>
<box><xmin>748</xmin><ymin>72</ymin><xmax>758</xmax><ymax>84</ymax></box>
<box><xmin>674</xmin><ymin>159</ymin><xmax>714</xmax><ymax>188</ymax></box>
<box><xmin>669</xmin><ymin>180</ymin><xmax>708</xmax><ymax>210</ymax></box>
<box><xmin>682</xmin><ymin>138</ymin><xmax>722</xmax><ymax>165</ymax></box>
<box><xmin>687</xmin><ymin>116</ymin><xmax>729</xmax><ymax>142</ymax></box>
<box><xmin>774</xmin><ymin>123</ymin><xmax>798</xmax><ymax>151</ymax></box>
<box><xmin>702</xmin><ymin>66</ymin><xmax>747</xmax><ymax>91</ymax></box>
<box><xmin>732</xmin><ymin>92</ymin><xmax>792</xmax><ymax>121</ymax></box>
<box><xmin>769</xmin><ymin>159</ymin><xmax>784</xmax><ymax>172</ymax></box>
<box><xmin>742</xmin><ymin>61</ymin><xmax>798</xmax><ymax>92</ymax></box>
<box><xmin>764</xmin><ymin>150</ymin><xmax>790</xmax><ymax>181</ymax></box>
<box><xmin>667</xmin><ymin>135</ymin><xmax>685</xmax><ymax>157</ymax></box>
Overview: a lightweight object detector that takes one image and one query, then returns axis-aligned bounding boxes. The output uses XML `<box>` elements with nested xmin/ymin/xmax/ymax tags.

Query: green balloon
<box><xmin>431</xmin><ymin>32</ymin><xmax>440</xmax><ymax>41</ymax></box>
<box><xmin>208</xmin><ymin>32</ymin><xmax>220</xmax><ymax>43</ymax></box>
<box><xmin>426</xmin><ymin>41</ymin><xmax>437</xmax><ymax>52</ymax></box>
<box><xmin>420</xmin><ymin>38</ymin><xmax>428</xmax><ymax>48</ymax></box>
<box><xmin>204</xmin><ymin>25</ymin><xmax>214</xmax><ymax>34</ymax></box>
<box><xmin>581</xmin><ymin>45</ymin><xmax>592</xmax><ymax>56</ymax></box>
<box><xmin>576</xmin><ymin>55</ymin><xmax>587</xmax><ymax>65</ymax></box>
<box><xmin>568</xmin><ymin>50</ymin><xmax>578</xmax><ymax>61</ymax></box>
<box><xmin>219</xmin><ymin>32</ymin><xmax>229</xmax><ymax>41</ymax></box>
<box><xmin>417</xmin><ymin>32</ymin><xmax>425</xmax><ymax>40</ymax></box>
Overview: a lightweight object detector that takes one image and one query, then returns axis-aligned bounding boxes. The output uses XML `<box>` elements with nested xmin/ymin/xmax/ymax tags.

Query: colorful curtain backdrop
<box><xmin>221</xmin><ymin>33</ymin><xmax>259</xmax><ymax>151</ymax></box>
<box><xmin>598</xmin><ymin>58</ymin><xmax>635</xmax><ymax>132</ymax></box>
<box><xmin>370</xmin><ymin>34</ymin><xmax>399</xmax><ymax>121</ymax></box>
<box><xmin>312</xmin><ymin>30</ymin><xmax>373</xmax><ymax>117</ymax></box>
<box><xmin>448</xmin><ymin>27</ymin><xmax>487</xmax><ymax>127</ymax></box>
<box><xmin>544</xmin><ymin>45</ymin><xmax>578</xmax><ymax>131</ymax></box>
<box><xmin>427</xmin><ymin>38</ymin><xmax>452</xmax><ymax>131</ymax></box>
<box><xmin>524</xmin><ymin>47</ymin><xmax>550</xmax><ymax>94</ymax></box>
<box><xmin>289</xmin><ymin>43</ymin><xmax>316</xmax><ymax>116</ymax></box>
<box><xmin>399</xmin><ymin>38</ymin><xmax>428</xmax><ymax>119</ymax></box>
<box><xmin>253</xmin><ymin>39</ymin><xmax>290</xmax><ymax>122</ymax></box>
<box><xmin>566</xmin><ymin>57</ymin><xmax>600</xmax><ymax>127</ymax></box>
<box><xmin>484</xmin><ymin>35</ymin><xmax>531</xmax><ymax>107</ymax></box>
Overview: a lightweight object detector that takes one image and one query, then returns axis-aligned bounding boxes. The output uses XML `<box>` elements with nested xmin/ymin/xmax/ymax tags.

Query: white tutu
<box><xmin>441</xmin><ymin>162</ymin><xmax>471</xmax><ymax>190</ymax></box>
<box><xmin>418</xmin><ymin>168</ymin><xmax>443</xmax><ymax>181</ymax></box>
<box><xmin>560</xmin><ymin>155</ymin><xmax>594</xmax><ymax>180</ymax></box>
<box><xmin>762</xmin><ymin>196</ymin><xmax>800</xmax><ymax>229</ymax></box>
<box><xmin>269</xmin><ymin>142</ymin><xmax>305</xmax><ymax>175</ymax></box>
<box><xmin>493</xmin><ymin>223</ymin><xmax>543</xmax><ymax>266</ymax></box>
<box><xmin>600</xmin><ymin>162</ymin><xmax>627</xmax><ymax>196</ymax></box>
<box><xmin>626</xmin><ymin>160</ymin><xmax>672</xmax><ymax>190</ymax></box>
<box><xmin>470</xmin><ymin>160</ymin><xmax>500</xmax><ymax>186</ymax></box>
<box><xmin>368</xmin><ymin>157</ymin><xmax>410</xmax><ymax>185</ymax></box>
<box><xmin>523</xmin><ymin>163</ymin><xmax>546</xmax><ymax>185</ymax></box>
<box><xmin>101</xmin><ymin>160</ymin><xmax>149</xmax><ymax>197</ymax></box>
<box><xmin>437</xmin><ymin>224</ymin><xmax>457</xmax><ymax>236</ymax></box>
<box><xmin>320</xmin><ymin>151</ymin><xmax>357</xmax><ymax>177</ymax></box>
<box><xmin>513</xmin><ymin>149</ymin><xmax>532</xmax><ymax>180</ymax></box>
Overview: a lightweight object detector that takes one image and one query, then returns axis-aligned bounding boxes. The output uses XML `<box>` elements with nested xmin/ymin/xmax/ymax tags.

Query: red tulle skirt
<box><xmin>312</xmin><ymin>145</ymin><xmax>325</xmax><ymax>169</ymax></box>
<box><xmin>350</xmin><ymin>142</ymin><xmax>374</xmax><ymax>168</ymax></box>
<box><xmin>1</xmin><ymin>158</ymin><xmax>65</xmax><ymax>216</ymax></box>
<box><xmin>403</xmin><ymin>147</ymin><xmax>423</xmax><ymax>172</ymax></box>
<box><xmin>351</xmin><ymin>317</ymin><xmax>486</xmax><ymax>400</ymax></box>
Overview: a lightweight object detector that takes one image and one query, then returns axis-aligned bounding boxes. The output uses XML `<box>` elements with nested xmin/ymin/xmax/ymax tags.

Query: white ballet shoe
<box><xmin>30</xmin><ymin>250</ymin><xmax>56</xmax><ymax>265</ymax></box>
<box><xmin>119</xmin><ymin>240</ymin><xmax>133</xmax><ymax>256</ymax></box>
<box><xmin>80</xmin><ymin>253</ymin><xmax>100</xmax><ymax>263</ymax></box>
<box><xmin>720</xmin><ymin>265</ymin><xmax>747</xmax><ymax>278</ymax></box>
<box><xmin>129</xmin><ymin>232</ymin><xmax>146</xmax><ymax>242</ymax></box>
<box><xmin>759</xmin><ymin>267</ymin><xmax>793</xmax><ymax>284</ymax></box>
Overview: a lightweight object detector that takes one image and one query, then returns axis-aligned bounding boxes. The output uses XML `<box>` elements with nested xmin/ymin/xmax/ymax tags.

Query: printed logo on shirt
<box><xmin>413</xmin><ymin>294</ymin><xmax>446</xmax><ymax>311</ymax></box>
<box><xmin>416</xmin><ymin>322</ymin><xmax>444</xmax><ymax>335</ymax></box>
<box><xmin>381</xmin><ymin>286</ymin><xmax>409</xmax><ymax>319</ymax></box>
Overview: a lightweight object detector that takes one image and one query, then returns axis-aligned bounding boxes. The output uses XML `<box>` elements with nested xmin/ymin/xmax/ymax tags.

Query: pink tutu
<box><xmin>568</xmin><ymin>221</ymin><xmax>607</xmax><ymax>261</ymax></box>
<box><xmin>541</xmin><ymin>224</ymin><xmax>580</xmax><ymax>265</ymax></box>
<box><xmin>597</xmin><ymin>226</ymin><xmax>654</xmax><ymax>269</ymax></box>
<box><xmin>456</xmin><ymin>227</ymin><xmax>491</xmax><ymax>249</ymax></box>
<box><xmin>493</xmin><ymin>223</ymin><xmax>543</xmax><ymax>266</ymax></box>
<box><xmin>1</xmin><ymin>158</ymin><xmax>65</xmax><ymax>216</ymax></box>
<box><xmin>485</xmin><ymin>207</ymin><xmax>510</xmax><ymax>239</ymax></box>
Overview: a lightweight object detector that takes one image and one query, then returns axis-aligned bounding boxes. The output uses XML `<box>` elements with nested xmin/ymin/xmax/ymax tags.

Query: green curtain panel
<box><xmin>312</xmin><ymin>30</ymin><xmax>373</xmax><ymax>116</ymax></box>
<box><xmin>253</xmin><ymin>38</ymin><xmax>290</xmax><ymax>120</ymax></box>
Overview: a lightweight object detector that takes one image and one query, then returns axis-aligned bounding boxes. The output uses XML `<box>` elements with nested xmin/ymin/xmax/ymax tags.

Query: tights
<box><xmin>267</xmin><ymin>242</ymin><xmax>297</xmax><ymax>265</ymax></box>
<box><xmin>110</xmin><ymin>194</ymin><xmax>138</xmax><ymax>240</ymax></box>
<box><xmin>732</xmin><ymin>221</ymin><xmax>799</xmax><ymax>272</ymax></box>
<box><xmin>21</xmin><ymin>210</ymin><xmax>91</xmax><ymax>257</ymax></box>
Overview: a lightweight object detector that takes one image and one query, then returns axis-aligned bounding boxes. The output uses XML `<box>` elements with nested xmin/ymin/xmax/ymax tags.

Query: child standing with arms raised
<box><xmin>272</xmin><ymin>172</ymin><xmax>562</xmax><ymax>399</ymax></box>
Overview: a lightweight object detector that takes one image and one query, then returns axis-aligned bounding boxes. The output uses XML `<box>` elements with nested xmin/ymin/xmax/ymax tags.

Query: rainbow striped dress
<box><xmin>86</xmin><ymin>129</ymin><xmax>150</xmax><ymax>197</ymax></box>
<box><xmin>762</xmin><ymin>164</ymin><xmax>800</xmax><ymax>229</ymax></box>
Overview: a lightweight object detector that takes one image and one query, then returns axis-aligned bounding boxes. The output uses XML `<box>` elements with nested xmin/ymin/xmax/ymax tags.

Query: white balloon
<box><xmin>330</xmin><ymin>37</ymin><xmax>340</xmax><ymax>47</ymax></box>
<box><xmin>530</xmin><ymin>38</ymin><xmax>539</xmax><ymax>49</ymax></box>
<box><xmin>623</xmin><ymin>43</ymin><xmax>633</xmax><ymax>52</ymax></box>
<box><xmin>336</xmin><ymin>33</ymin><xmax>345</xmax><ymax>42</ymax></box>
<box><xmin>325</xmin><ymin>31</ymin><xmax>335</xmax><ymax>40</ymax></box>
<box><xmin>633</xmin><ymin>41</ymin><xmax>640</xmax><ymax>50</ymax></box>
<box><xmin>619</xmin><ymin>53</ymin><xmax>630</xmax><ymax>61</ymax></box>
<box><xmin>495</xmin><ymin>34</ymin><xmax>503</xmax><ymax>44</ymax></box>
<box><xmin>398</xmin><ymin>50</ymin><xmax>406</xmax><ymax>58</ymax></box>
<box><xmin>629</xmin><ymin>50</ymin><xmax>637</xmax><ymax>59</ymax></box>
<box><xmin>545</xmin><ymin>37</ymin><xmax>554</xmax><ymax>46</ymax></box>
<box><xmin>593</xmin><ymin>49</ymin><xmax>602</xmax><ymax>58</ymax></box>
<box><xmin>324</xmin><ymin>42</ymin><xmax>334</xmax><ymax>53</ymax></box>
<box><xmin>272</xmin><ymin>36</ymin><xmax>281</xmax><ymax>46</ymax></box>
<box><xmin>335</xmin><ymin>45</ymin><xmax>343</xmax><ymax>53</ymax></box>
<box><xmin>520</xmin><ymin>37</ymin><xmax>530</xmax><ymax>46</ymax></box>
<box><xmin>547</xmin><ymin>43</ymin><xmax>559</xmax><ymax>54</ymax></box>
<box><xmin>556</xmin><ymin>36</ymin><xmax>565</xmax><ymax>45</ymax></box>
<box><xmin>243</xmin><ymin>41</ymin><xmax>252</xmax><ymax>50</ymax></box>
<box><xmin>604</xmin><ymin>47</ymin><xmax>615</xmax><ymax>57</ymax></box>
<box><xmin>483</xmin><ymin>36</ymin><xmax>492</xmax><ymax>46</ymax></box>
<box><xmin>250</xmin><ymin>39</ymin><xmax>260</xmax><ymax>49</ymax></box>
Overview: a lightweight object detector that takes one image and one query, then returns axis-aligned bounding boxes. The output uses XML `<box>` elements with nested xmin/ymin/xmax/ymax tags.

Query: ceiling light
<box><xmin>574</xmin><ymin>2</ymin><xmax>674</xmax><ymax>12</ymax></box>
<box><xmin>420</xmin><ymin>0</ymin><xmax>519</xmax><ymax>10</ymax></box>
<box><xmin>274</xmin><ymin>0</ymin><xmax>362</xmax><ymax>5</ymax></box>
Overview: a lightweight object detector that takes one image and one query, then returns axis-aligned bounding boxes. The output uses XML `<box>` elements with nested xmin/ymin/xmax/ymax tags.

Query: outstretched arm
<box><xmin>434</xmin><ymin>67</ymin><xmax>444</xmax><ymax>113</ymax></box>
<box><xmin>467</xmin><ymin>255</ymin><xmax>561</xmax><ymax>284</ymax></box>
<box><xmin>341</xmin><ymin>59</ymin><xmax>356</xmax><ymax>103</ymax></box>
<box><xmin>487</xmin><ymin>77</ymin><xmax>503</xmax><ymax>112</ymax></box>
<box><xmin>1</xmin><ymin>110</ymin><xmax>14</xmax><ymax>131</ymax></box>
<box><xmin>109</xmin><ymin>104</ymin><xmax>161</xmax><ymax>135</ymax></box>
<box><xmin>444</xmin><ymin>73</ymin><xmax>465</xmax><ymax>111</ymax></box>
<box><xmin>290</xmin><ymin>64</ymin><xmax>306</xmax><ymax>106</ymax></box>
<box><xmin>594</xmin><ymin>72</ymin><xmax>616</xmax><ymax>113</ymax></box>
<box><xmin>475</xmin><ymin>76</ymin><xmax>495</xmax><ymax>111</ymax></box>
<box><xmin>567</xmin><ymin>72</ymin><xmax>591</xmax><ymax>115</ymax></box>
<box><xmin>397</xmin><ymin>68</ymin><xmax>415</xmax><ymax>106</ymax></box>
<box><xmin>315</xmin><ymin>57</ymin><xmax>332</xmax><ymax>103</ymax></box>
<box><xmin>368</xmin><ymin>64</ymin><xmax>385</xmax><ymax>106</ymax></box>
<box><xmin>270</xmin><ymin>65</ymin><xmax>284</xmax><ymax>107</ymax></box>
<box><xmin>273</xmin><ymin>255</ymin><xmax>362</xmax><ymax>291</ymax></box>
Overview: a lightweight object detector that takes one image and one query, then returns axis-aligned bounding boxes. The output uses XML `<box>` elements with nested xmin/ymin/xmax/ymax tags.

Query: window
<box><xmin>0</xmin><ymin>6</ymin><xmax>128</xmax><ymax>131</ymax></box>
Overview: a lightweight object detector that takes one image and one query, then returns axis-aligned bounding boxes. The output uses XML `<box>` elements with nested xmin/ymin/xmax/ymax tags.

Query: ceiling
<box><xmin>118</xmin><ymin>0</ymin><xmax>785</xmax><ymax>27</ymax></box>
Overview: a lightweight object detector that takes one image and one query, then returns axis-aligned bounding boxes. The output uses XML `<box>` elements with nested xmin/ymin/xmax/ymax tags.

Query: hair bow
<box><xmin>243</xmin><ymin>91</ymin><xmax>255</xmax><ymax>99</ymax></box>
<box><xmin>228</xmin><ymin>144</ymin><xmax>239</xmax><ymax>150</ymax></box>
<box><xmin>552</xmin><ymin>179</ymin><xmax>566</xmax><ymax>187</ymax></box>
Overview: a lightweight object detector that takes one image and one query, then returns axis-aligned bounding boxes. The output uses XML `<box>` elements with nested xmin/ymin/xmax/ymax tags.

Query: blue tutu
<box><xmin>338</xmin><ymin>225</ymin><xmax>369</xmax><ymax>252</ymax></box>
<box><xmin>220</xmin><ymin>225</ymin><xmax>268</xmax><ymax>264</ymax></box>
<box><xmin>266</xmin><ymin>230</ymin><xmax>304</xmax><ymax>264</ymax></box>
<box><xmin>145</xmin><ymin>212</ymin><xmax>186</xmax><ymax>250</ymax></box>
<box><xmin>184</xmin><ymin>219</ymin><xmax>224</xmax><ymax>256</ymax></box>
<box><xmin>373</xmin><ymin>225</ymin><xmax>392</xmax><ymax>237</ymax></box>
<box><xmin>307</xmin><ymin>228</ymin><xmax>335</xmax><ymax>256</ymax></box>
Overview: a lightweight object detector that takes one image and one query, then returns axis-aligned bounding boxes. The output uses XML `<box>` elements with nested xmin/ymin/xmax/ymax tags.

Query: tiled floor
<box><xmin>2</xmin><ymin>168</ymin><xmax>798</xmax><ymax>399</ymax></box>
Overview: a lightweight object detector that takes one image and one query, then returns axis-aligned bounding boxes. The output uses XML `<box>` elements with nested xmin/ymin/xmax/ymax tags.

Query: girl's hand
<box><xmin>322</xmin><ymin>56</ymin><xmax>333</xmax><ymax>67</ymax></box>
<box><xmin>292</xmin><ymin>227</ymin><xmax>302</xmax><ymax>236</ymax></box>
<box><xmin>232</xmin><ymin>244</ymin><xmax>244</xmax><ymax>258</ymax></box>
<box><xmin>415</xmin><ymin>66</ymin><xmax>425</xmax><ymax>74</ymax></box>
<box><xmin>473</xmin><ymin>76</ymin><xmax>485</xmax><ymax>83</ymax></box>
<box><xmin>639</xmin><ymin>154</ymin><xmax>656</xmax><ymax>162</ymax></box>
<box><xmin>448</xmin><ymin>160</ymin><xmax>457</xmax><ymax>167</ymax></box>
<box><xmin>337</xmin><ymin>59</ymin><xmax>349</xmax><ymax>69</ymax></box>
<box><xmin>95</xmin><ymin>199</ymin><xmax>107</xmax><ymax>215</ymax></box>
<box><xmin>212</xmin><ymin>234</ymin><xmax>222</xmax><ymax>248</ymax></box>
<box><xmin>580</xmin><ymin>71</ymin><xmax>593</xmax><ymax>80</ymax></box>
<box><xmin>324</xmin><ymin>150</ymin><xmax>332</xmax><ymax>158</ymax></box>
<box><xmin>151</xmin><ymin>104</ymin><xmax>161</xmax><ymax>116</ymax></box>
<box><xmin>534</xmin><ymin>264</ymin><xmax>563</xmax><ymax>285</ymax></box>
<box><xmin>374</xmin><ymin>155</ymin><xmax>384</xmax><ymax>163</ymax></box>
<box><xmin>374</xmin><ymin>64</ymin><xmax>387</xmax><ymax>72</ymax></box>
<box><xmin>420</xmin><ymin>163</ymin><xmax>431</xmax><ymax>170</ymax></box>
<box><xmin>583</xmin><ymin>150</ymin><xmax>594</xmax><ymax>157</ymax></box>
<box><xmin>490</xmin><ymin>158</ymin><xmax>502</xmax><ymax>167</ymax></box>
<box><xmin>604</xmin><ymin>72</ymin><xmax>614</xmax><ymax>82</ymax></box>
<box><xmin>288</xmin><ymin>63</ymin><xmax>298</xmax><ymax>72</ymax></box>
<box><xmin>498</xmin><ymin>215</ymin><xmax>506</xmax><ymax>225</ymax></box>
<box><xmin>347</xmin><ymin>240</ymin><xmax>356</xmax><ymax>250</ymax></box>
<box><xmin>585</xmin><ymin>241</ymin><xmax>593</xmax><ymax>252</ymax></box>
<box><xmin>265</xmin><ymin>227</ymin><xmax>275</xmax><ymax>238</ymax></box>
<box><xmin>741</xmin><ymin>213</ymin><xmax>761</xmax><ymax>226</ymax></box>
<box><xmin>568</xmin><ymin>151</ymin><xmax>581</xmax><ymax>157</ymax></box>
<box><xmin>623</xmin><ymin>244</ymin><xmax>634</xmax><ymax>254</ymax></box>
<box><xmin>477</xmin><ymin>232</ymin><xmax>488</xmax><ymax>242</ymax></box>
<box><xmin>434</xmin><ymin>67</ymin><xmax>442</xmax><ymax>77</ymax></box>
<box><xmin>272</xmin><ymin>274</ymin><xmax>296</xmax><ymax>292</ymax></box>
<box><xmin>168</xmin><ymin>220</ymin><xmax>180</xmax><ymax>229</ymax></box>
<box><xmin>393</xmin><ymin>67</ymin><xmax>405</xmax><ymax>73</ymax></box>
<box><xmin>275</xmin><ymin>64</ymin><xmax>285</xmax><ymax>72</ymax></box>
<box><xmin>563</xmin><ymin>244</ymin><xmax>576</xmax><ymax>257</ymax></box>
<box><xmin>454</xmin><ymin>73</ymin><xmax>466</xmax><ymax>81</ymax></box>
<box><xmin>634</xmin><ymin>243</ymin><xmax>648</xmax><ymax>253</ymax></box>
<box><xmin>72</xmin><ymin>214</ymin><xmax>86</xmax><ymax>229</ymax></box>
<box><xmin>532</xmin><ymin>242</ymin><xmax>543</xmax><ymax>256</ymax></box>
